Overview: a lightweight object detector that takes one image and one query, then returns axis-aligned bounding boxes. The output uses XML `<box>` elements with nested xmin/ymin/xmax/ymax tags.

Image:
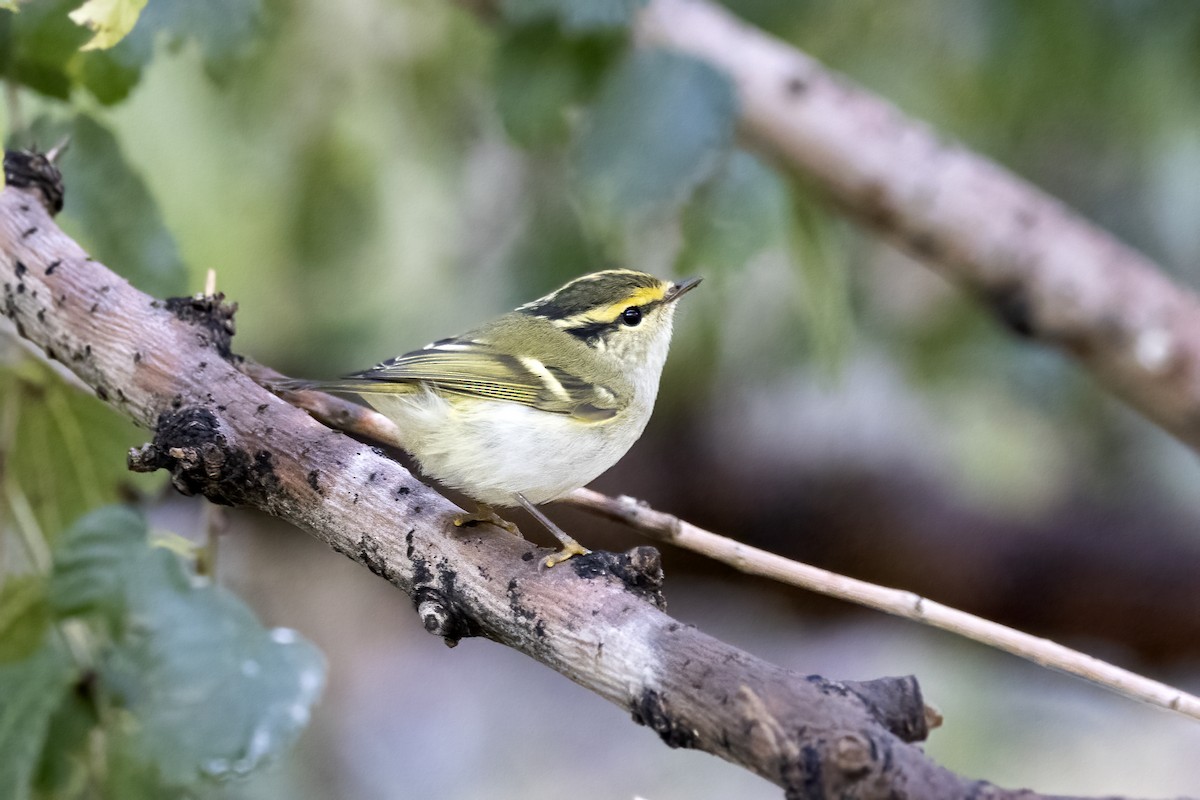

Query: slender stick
<box><xmin>562</xmin><ymin>488</ymin><xmax>1200</xmax><ymax>722</ymax></box>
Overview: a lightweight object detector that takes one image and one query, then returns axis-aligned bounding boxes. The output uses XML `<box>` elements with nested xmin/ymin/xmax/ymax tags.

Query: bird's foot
<box><xmin>543</xmin><ymin>540</ymin><xmax>591</xmax><ymax>569</ymax></box>
<box><xmin>453</xmin><ymin>505</ymin><xmax>523</xmax><ymax>538</ymax></box>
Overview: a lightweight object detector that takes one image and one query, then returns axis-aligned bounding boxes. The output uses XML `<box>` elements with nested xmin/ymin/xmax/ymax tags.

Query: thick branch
<box><xmin>0</xmin><ymin>164</ymin><xmax>1153</xmax><ymax>798</ymax></box>
<box><xmin>636</xmin><ymin>0</ymin><xmax>1200</xmax><ymax>453</ymax></box>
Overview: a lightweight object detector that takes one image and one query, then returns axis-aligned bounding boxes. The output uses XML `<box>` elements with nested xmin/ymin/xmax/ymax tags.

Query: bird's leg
<box><xmin>514</xmin><ymin>493</ymin><xmax>590</xmax><ymax>568</ymax></box>
<box><xmin>453</xmin><ymin>504</ymin><xmax>523</xmax><ymax>538</ymax></box>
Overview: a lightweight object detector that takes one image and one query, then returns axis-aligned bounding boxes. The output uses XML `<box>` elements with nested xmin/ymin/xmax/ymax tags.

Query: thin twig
<box><xmin>561</xmin><ymin>488</ymin><xmax>1200</xmax><ymax>722</ymax></box>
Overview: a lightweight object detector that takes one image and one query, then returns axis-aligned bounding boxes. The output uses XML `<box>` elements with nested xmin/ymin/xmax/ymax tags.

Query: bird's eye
<box><xmin>621</xmin><ymin>306</ymin><xmax>642</xmax><ymax>326</ymax></box>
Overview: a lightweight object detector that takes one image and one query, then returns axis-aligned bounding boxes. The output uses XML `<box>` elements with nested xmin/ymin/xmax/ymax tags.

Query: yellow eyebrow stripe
<box><xmin>586</xmin><ymin>286</ymin><xmax>667</xmax><ymax>323</ymax></box>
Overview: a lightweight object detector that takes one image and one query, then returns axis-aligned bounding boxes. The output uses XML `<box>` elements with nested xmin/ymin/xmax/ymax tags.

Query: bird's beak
<box><xmin>666</xmin><ymin>276</ymin><xmax>702</xmax><ymax>303</ymax></box>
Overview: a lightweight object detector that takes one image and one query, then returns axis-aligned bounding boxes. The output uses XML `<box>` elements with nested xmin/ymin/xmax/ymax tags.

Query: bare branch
<box><xmin>634</xmin><ymin>0</ymin><xmax>1200</xmax><ymax>454</ymax></box>
<box><xmin>561</xmin><ymin>489</ymin><xmax>1200</xmax><ymax>723</ymax></box>
<box><xmin>0</xmin><ymin>155</ymin><xmax>1158</xmax><ymax>797</ymax></box>
<box><xmin>248</xmin><ymin>345</ymin><xmax>1200</xmax><ymax>724</ymax></box>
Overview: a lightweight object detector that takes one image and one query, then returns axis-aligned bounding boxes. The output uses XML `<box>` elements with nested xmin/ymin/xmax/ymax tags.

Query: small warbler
<box><xmin>289</xmin><ymin>269</ymin><xmax>699</xmax><ymax>566</ymax></box>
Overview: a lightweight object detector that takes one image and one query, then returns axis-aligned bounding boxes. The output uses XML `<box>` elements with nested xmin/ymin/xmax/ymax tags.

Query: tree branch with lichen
<box><xmin>0</xmin><ymin>151</ymin><xmax>1164</xmax><ymax>799</ymax></box>
<box><xmin>632</xmin><ymin>0</ymin><xmax>1200</xmax><ymax>455</ymax></box>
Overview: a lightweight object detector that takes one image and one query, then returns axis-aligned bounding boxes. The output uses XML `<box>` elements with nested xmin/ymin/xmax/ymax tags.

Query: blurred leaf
<box><xmin>678</xmin><ymin>149</ymin><xmax>790</xmax><ymax>272</ymax></box>
<box><xmin>0</xmin><ymin>641</ymin><xmax>78</xmax><ymax>800</ymax></box>
<box><xmin>495</xmin><ymin>22</ymin><xmax>621</xmax><ymax>149</ymax></box>
<box><xmin>501</xmin><ymin>0</ymin><xmax>646</xmax><ymax>32</ymax></box>
<box><xmin>24</xmin><ymin>114</ymin><xmax>187</xmax><ymax>298</ymax></box>
<box><xmin>110</xmin><ymin>0</ymin><xmax>264</xmax><ymax>82</ymax></box>
<box><xmin>792</xmin><ymin>189</ymin><xmax>853</xmax><ymax>375</ymax></box>
<box><xmin>0</xmin><ymin>0</ymin><xmax>141</xmax><ymax>103</ymax></box>
<box><xmin>33</xmin><ymin>688</ymin><xmax>95</xmax><ymax>799</ymax></box>
<box><xmin>48</xmin><ymin>506</ymin><xmax>326</xmax><ymax>785</ymax></box>
<box><xmin>0</xmin><ymin>575</ymin><xmax>51</xmax><ymax>663</ymax></box>
<box><xmin>0</xmin><ymin>360</ymin><xmax>163</xmax><ymax>542</ymax></box>
<box><xmin>0</xmin><ymin>2</ymin><xmax>18</xmax><ymax>12</ymax></box>
<box><xmin>69</xmin><ymin>0</ymin><xmax>148</xmax><ymax>51</ymax></box>
<box><xmin>49</xmin><ymin>505</ymin><xmax>144</xmax><ymax>625</ymax></box>
<box><xmin>0</xmin><ymin>0</ymin><xmax>90</xmax><ymax>99</ymax></box>
<box><xmin>572</xmin><ymin>48</ymin><xmax>736</xmax><ymax>243</ymax></box>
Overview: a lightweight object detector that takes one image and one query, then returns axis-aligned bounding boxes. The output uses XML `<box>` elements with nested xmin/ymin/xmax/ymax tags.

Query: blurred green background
<box><xmin>4</xmin><ymin>0</ymin><xmax>1200</xmax><ymax>797</ymax></box>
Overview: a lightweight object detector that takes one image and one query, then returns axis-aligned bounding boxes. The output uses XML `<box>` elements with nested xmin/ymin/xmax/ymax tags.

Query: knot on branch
<box><xmin>631</xmin><ymin>689</ymin><xmax>698</xmax><ymax>749</ymax></box>
<box><xmin>413</xmin><ymin>586</ymin><xmax>474</xmax><ymax>647</ymax></box>
<box><xmin>3</xmin><ymin>149</ymin><xmax>65</xmax><ymax>215</ymax></box>
<box><xmin>571</xmin><ymin>546</ymin><xmax>666</xmax><ymax>609</ymax></box>
<box><xmin>128</xmin><ymin>407</ymin><xmax>281</xmax><ymax>507</ymax></box>
<box><xmin>840</xmin><ymin>675</ymin><xmax>930</xmax><ymax>743</ymax></box>
<box><xmin>162</xmin><ymin>293</ymin><xmax>239</xmax><ymax>360</ymax></box>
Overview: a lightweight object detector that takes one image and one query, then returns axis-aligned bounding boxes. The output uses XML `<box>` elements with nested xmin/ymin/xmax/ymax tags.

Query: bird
<box><xmin>285</xmin><ymin>269</ymin><xmax>700</xmax><ymax>566</ymax></box>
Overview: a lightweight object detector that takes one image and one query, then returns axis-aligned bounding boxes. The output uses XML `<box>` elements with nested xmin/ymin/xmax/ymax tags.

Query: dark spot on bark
<box><xmin>412</xmin><ymin>505</ymin><xmax>422</xmax><ymax>515</ymax></box>
<box><xmin>395</xmin><ymin>485</ymin><xmax>409</xmax><ymax>495</ymax></box>
<box><xmin>359</xmin><ymin>531</ymin><xmax>389</xmax><ymax>579</ymax></box>
<box><xmin>405</xmin><ymin>529</ymin><xmax>415</xmax><ymax>560</ymax></box>
<box><xmin>521</xmin><ymin>551</ymin><xmax>534</xmax><ymax>562</ymax></box>
<box><xmin>631</xmin><ymin>690</ymin><xmax>697</xmax><ymax>749</ymax></box>
<box><xmin>126</xmin><ymin>407</ymin><xmax>283</xmax><ymax>507</ymax></box>
<box><xmin>87</xmin><ymin>302</ymin><xmax>97</xmax><ymax>314</ymax></box>
<box><xmin>256</xmin><ymin>403</ymin><xmax>268</xmax><ymax>414</ymax></box>
<box><xmin>1014</xmin><ymin>206</ymin><xmax>1038</xmax><ymax>229</ymax></box>
<box><xmin>16</xmin><ymin>283</ymin><xmax>25</xmax><ymax>294</ymax></box>
<box><xmin>14</xmin><ymin>261</ymin><xmax>26</xmax><ymax>277</ymax></box>
<box><xmin>571</xmin><ymin>547</ymin><xmax>666</xmax><ymax>609</ymax></box>
<box><xmin>164</xmin><ymin>294</ymin><xmax>239</xmax><ymax>360</ymax></box>
<box><xmin>368</xmin><ymin>471</ymin><xmax>378</xmax><ymax>482</ymax></box>
<box><xmin>985</xmin><ymin>283</ymin><xmax>1036</xmax><ymax>338</ymax></box>
<box><xmin>45</xmin><ymin>260</ymin><xmax>60</xmax><ymax>276</ymax></box>
<box><xmin>133</xmin><ymin>351</ymin><xmax>142</xmax><ymax>364</ymax></box>
<box><xmin>786</xmin><ymin>744</ymin><xmax>824</xmax><ymax>800</ymax></box>
<box><xmin>171</xmin><ymin>395</ymin><xmax>183</xmax><ymax>409</ymax></box>
<box><xmin>307</xmin><ymin>469</ymin><xmax>323</xmax><ymax>494</ymax></box>
<box><xmin>96</xmin><ymin>387</ymin><xmax>109</xmax><ymax>401</ymax></box>
<box><xmin>785</xmin><ymin>74</ymin><xmax>808</xmax><ymax>96</ymax></box>
<box><xmin>36</xmin><ymin>309</ymin><xmax>45</xmax><ymax>323</ymax></box>
<box><xmin>905</xmin><ymin>230</ymin><xmax>941</xmax><ymax>259</ymax></box>
<box><xmin>22</xmin><ymin>226</ymin><xmax>37</xmax><ymax>239</ymax></box>
<box><xmin>198</xmin><ymin>361</ymin><xmax>207</xmax><ymax>370</ymax></box>
<box><xmin>116</xmin><ymin>389</ymin><xmax>125</xmax><ymax>402</ymax></box>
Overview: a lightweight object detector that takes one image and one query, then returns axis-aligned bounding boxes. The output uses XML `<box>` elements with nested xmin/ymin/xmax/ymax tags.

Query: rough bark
<box><xmin>635</xmin><ymin>0</ymin><xmax>1200</xmax><ymax>455</ymax></box>
<box><xmin>0</xmin><ymin>155</ymin><xmax>1149</xmax><ymax>798</ymax></box>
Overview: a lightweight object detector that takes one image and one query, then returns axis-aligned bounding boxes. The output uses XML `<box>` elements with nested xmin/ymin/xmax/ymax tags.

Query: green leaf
<box><xmin>33</xmin><ymin>688</ymin><xmax>96</xmax><ymax>799</ymax></box>
<box><xmin>24</xmin><ymin>114</ymin><xmax>187</xmax><ymax>298</ymax></box>
<box><xmin>0</xmin><ymin>0</ymin><xmax>141</xmax><ymax>103</ymax></box>
<box><xmin>0</xmin><ymin>641</ymin><xmax>78</xmax><ymax>800</ymax></box>
<box><xmin>501</xmin><ymin>0</ymin><xmax>647</xmax><ymax>32</ymax></box>
<box><xmin>110</xmin><ymin>0</ymin><xmax>264</xmax><ymax>82</ymax></box>
<box><xmin>679</xmin><ymin>149</ymin><xmax>791</xmax><ymax>272</ymax></box>
<box><xmin>0</xmin><ymin>575</ymin><xmax>51</xmax><ymax>663</ymax></box>
<box><xmin>572</xmin><ymin>48</ymin><xmax>737</xmax><ymax>242</ymax></box>
<box><xmin>69</xmin><ymin>0</ymin><xmax>149</xmax><ymax>51</ymax></box>
<box><xmin>0</xmin><ymin>0</ymin><xmax>90</xmax><ymax>99</ymax></box>
<box><xmin>49</xmin><ymin>507</ymin><xmax>326</xmax><ymax>785</ymax></box>
<box><xmin>50</xmin><ymin>505</ymin><xmax>145</xmax><ymax>624</ymax></box>
<box><xmin>792</xmin><ymin>189</ymin><xmax>854</xmax><ymax>375</ymax></box>
<box><xmin>0</xmin><ymin>360</ymin><xmax>164</xmax><ymax>542</ymax></box>
<box><xmin>495</xmin><ymin>22</ymin><xmax>622</xmax><ymax>149</ymax></box>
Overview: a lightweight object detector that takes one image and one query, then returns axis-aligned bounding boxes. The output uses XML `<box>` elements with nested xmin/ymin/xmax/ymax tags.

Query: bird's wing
<box><xmin>318</xmin><ymin>339</ymin><xmax>623</xmax><ymax>421</ymax></box>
